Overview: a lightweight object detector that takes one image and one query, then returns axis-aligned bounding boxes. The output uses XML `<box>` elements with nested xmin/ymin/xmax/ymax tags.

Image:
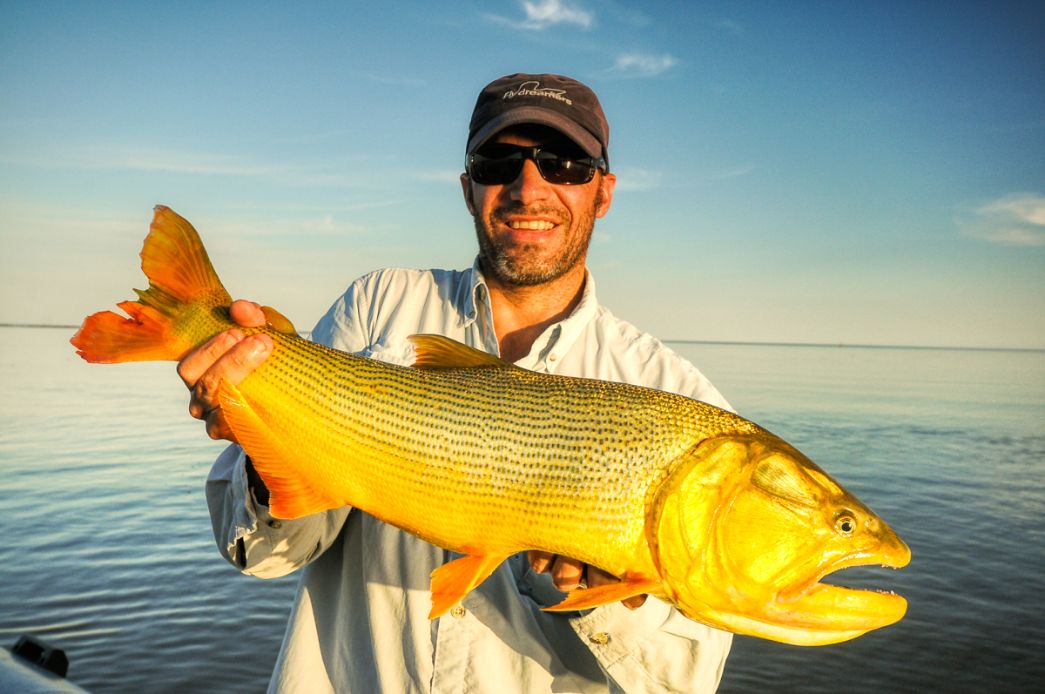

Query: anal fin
<box><xmin>218</xmin><ymin>380</ymin><xmax>338</xmax><ymax>520</ymax></box>
<box><xmin>429</xmin><ymin>552</ymin><xmax>511</xmax><ymax>619</ymax></box>
<box><xmin>542</xmin><ymin>576</ymin><xmax>660</xmax><ymax>612</ymax></box>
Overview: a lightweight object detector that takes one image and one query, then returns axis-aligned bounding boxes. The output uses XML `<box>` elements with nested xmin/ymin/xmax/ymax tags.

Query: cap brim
<box><xmin>467</xmin><ymin>107</ymin><xmax>604</xmax><ymax>161</ymax></box>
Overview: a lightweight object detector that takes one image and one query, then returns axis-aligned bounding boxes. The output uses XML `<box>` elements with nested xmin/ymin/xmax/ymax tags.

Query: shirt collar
<box><xmin>521</xmin><ymin>269</ymin><xmax>598</xmax><ymax>371</ymax></box>
<box><xmin>459</xmin><ymin>259</ymin><xmax>487</xmax><ymax>329</ymax></box>
<box><xmin>464</xmin><ymin>258</ymin><xmax>599</xmax><ymax>370</ymax></box>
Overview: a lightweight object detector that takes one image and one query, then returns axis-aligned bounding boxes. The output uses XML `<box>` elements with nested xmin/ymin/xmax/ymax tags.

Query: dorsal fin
<box><xmin>408</xmin><ymin>334</ymin><xmax>511</xmax><ymax>369</ymax></box>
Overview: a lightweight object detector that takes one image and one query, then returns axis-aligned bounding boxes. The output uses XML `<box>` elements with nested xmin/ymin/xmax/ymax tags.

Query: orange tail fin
<box><xmin>71</xmin><ymin>205</ymin><xmax>232</xmax><ymax>363</ymax></box>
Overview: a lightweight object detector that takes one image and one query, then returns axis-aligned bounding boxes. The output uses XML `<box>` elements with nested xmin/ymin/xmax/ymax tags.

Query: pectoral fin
<box><xmin>218</xmin><ymin>380</ymin><xmax>339</xmax><ymax>520</ymax></box>
<box><xmin>429</xmin><ymin>552</ymin><xmax>511</xmax><ymax>619</ymax></box>
<box><xmin>542</xmin><ymin>576</ymin><xmax>660</xmax><ymax>612</ymax></box>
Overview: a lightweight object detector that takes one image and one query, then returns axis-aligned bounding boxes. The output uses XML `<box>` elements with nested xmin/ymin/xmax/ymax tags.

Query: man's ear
<box><xmin>460</xmin><ymin>173</ymin><xmax>477</xmax><ymax>215</ymax></box>
<box><xmin>595</xmin><ymin>172</ymin><xmax>616</xmax><ymax>219</ymax></box>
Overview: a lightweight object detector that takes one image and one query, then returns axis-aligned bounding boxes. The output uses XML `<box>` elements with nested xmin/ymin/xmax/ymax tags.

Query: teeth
<box><xmin>510</xmin><ymin>220</ymin><xmax>555</xmax><ymax>231</ymax></box>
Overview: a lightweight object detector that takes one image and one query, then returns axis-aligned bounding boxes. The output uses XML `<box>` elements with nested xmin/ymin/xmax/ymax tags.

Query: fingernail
<box><xmin>249</xmin><ymin>335</ymin><xmax>272</xmax><ymax>357</ymax></box>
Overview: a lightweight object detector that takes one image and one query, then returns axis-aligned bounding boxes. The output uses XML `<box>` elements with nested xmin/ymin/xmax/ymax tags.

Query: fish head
<box><xmin>648</xmin><ymin>433</ymin><xmax>910</xmax><ymax>646</ymax></box>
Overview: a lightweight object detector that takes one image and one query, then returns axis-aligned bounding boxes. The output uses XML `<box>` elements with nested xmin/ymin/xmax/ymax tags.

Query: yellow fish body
<box><xmin>72</xmin><ymin>206</ymin><xmax>911</xmax><ymax>646</ymax></box>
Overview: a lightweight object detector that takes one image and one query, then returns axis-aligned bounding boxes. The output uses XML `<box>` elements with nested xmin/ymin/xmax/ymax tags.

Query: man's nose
<box><xmin>509</xmin><ymin>158</ymin><xmax>550</xmax><ymax>204</ymax></box>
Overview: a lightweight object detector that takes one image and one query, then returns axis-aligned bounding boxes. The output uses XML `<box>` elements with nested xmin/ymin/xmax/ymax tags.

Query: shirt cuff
<box><xmin>229</xmin><ymin>446</ymin><xmax>261</xmax><ymax>540</ymax></box>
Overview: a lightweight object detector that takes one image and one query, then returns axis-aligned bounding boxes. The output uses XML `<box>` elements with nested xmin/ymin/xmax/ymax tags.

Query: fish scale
<box><xmin>231</xmin><ymin>334</ymin><xmax>755</xmax><ymax>573</ymax></box>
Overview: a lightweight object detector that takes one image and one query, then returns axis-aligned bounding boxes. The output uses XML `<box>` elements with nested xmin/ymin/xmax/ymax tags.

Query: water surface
<box><xmin>2</xmin><ymin>328</ymin><xmax>1043</xmax><ymax>691</ymax></box>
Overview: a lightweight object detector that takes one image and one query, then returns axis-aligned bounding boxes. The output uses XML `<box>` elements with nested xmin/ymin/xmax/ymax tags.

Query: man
<box><xmin>183</xmin><ymin>73</ymin><xmax>733</xmax><ymax>692</ymax></box>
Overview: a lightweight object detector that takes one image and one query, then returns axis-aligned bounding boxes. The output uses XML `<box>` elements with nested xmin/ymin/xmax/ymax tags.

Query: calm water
<box><xmin>2</xmin><ymin>326</ymin><xmax>1043</xmax><ymax>692</ymax></box>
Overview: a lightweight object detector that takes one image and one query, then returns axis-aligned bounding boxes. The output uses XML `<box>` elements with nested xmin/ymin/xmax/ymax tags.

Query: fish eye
<box><xmin>836</xmin><ymin>514</ymin><xmax>857</xmax><ymax>535</ymax></box>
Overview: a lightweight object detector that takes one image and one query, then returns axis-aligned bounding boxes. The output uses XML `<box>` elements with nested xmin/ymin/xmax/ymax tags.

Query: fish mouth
<box><xmin>770</xmin><ymin>541</ymin><xmax>912</xmax><ymax>645</ymax></box>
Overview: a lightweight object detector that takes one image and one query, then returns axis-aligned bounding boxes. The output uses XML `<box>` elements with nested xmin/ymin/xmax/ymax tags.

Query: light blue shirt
<box><xmin>207</xmin><ymin>262</ymin><xmax>733</xmax><ymax>693</ymax></box>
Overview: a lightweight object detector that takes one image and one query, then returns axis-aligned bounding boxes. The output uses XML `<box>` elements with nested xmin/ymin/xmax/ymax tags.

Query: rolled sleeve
<box><xmin>205</xmin><ymin>444</ymin><xmax>350</xmax><ymax>578</ymax></box>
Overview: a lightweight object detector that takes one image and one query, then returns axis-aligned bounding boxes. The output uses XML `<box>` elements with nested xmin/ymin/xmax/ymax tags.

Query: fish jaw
<box><xmin>701</xmin><ymin>552</ymin><xmax>910</xmax><ymax>646</ymax></box>
<box><xmin>738</xmin><ymin>531</ymin><xmax>912</xmax><ymax>645</ymax></box>
<box><xmin>694</xmin><ymin>587</ymin><xmax>907</xmax><ymax>646</ymax></box>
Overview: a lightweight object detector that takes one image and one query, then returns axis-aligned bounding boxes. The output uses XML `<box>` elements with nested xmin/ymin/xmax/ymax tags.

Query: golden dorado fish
<box><xmin>72</xmin><ymin>206</ymin><xmax>910</xmax><ymax>646</ymax></box>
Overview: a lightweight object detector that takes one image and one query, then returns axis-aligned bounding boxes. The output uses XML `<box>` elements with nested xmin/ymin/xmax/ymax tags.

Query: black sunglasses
<box><xmin>466</xmin><ymin>144</ymin><xmax>607</xmax><ymax>186</ymax></box>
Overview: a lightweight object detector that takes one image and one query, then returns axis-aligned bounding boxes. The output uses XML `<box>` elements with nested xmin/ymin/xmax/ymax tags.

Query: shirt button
<box><xmin>267</xmin><ymin>519</ymin><xmax>282</xmax><ymax>529</ymax></box>
<box><xmin>450</xmin><ymin>606</ymin><xmax>466</xmax><ymax>619</ymax></box>
<box><xmin>589</xmin><ymin>632</ymin><xmax>611</xmax><ymax>645</ymax></box>
<box><xmin>549</xmin><ymin>353</ymin><xmax>558</xmax><ymax>362</ymax></box>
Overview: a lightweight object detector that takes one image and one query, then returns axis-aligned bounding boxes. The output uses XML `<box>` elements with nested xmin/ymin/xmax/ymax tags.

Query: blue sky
<box><xmin>1</xmin><ymin>1</ymin><xmax>1043</xmax><ymax>348</ymax></box>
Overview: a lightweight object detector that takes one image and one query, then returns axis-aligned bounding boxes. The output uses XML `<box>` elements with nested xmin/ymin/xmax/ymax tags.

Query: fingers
<box><xmin>530</xmin><ymin>552</ymin><xmax>583</xmax><ymax>589</ymax></box>
<box><xmin>624</xmin><ymin>595</ymin><xmax>647</xmax><ymax>609</ymax></box>
<box><xmin>528</xmin><ymin>552</ymin><xmax>647</xmax><ymax>610</ymax></box>
<box><xmin>527</xmin><ymin>550</ymin><xmax>552</xmax><ymax>573</ymax></box>
<box><xmin>201</xmin><ymin>405</ymin><xmax>236</xmax><ymax>442</ymax></box>
<box><xmin>229</xmin><ymin>299</ymin><xmax>267</xmax><ymax>328</ymax></box>
<box><xmin>176</xmin><ymin>325</ymin><xmax>273</xmax><ymax>443</ymax></box>
<box><xmin>178</xmin><ymin>331</ymin><xmax>273</xmax><ymax>396</ymax></box>
<box><xmin>178</xmin><ymin>329</ymin><xmax>243</xmax><ymax>391</ymax></box>
<box><xmin>528</xmin><ymin>551</ymin><xmax>584</xmax><ymax>590</ymax></box>
<box><xmin>551</xmin><ymin>556</ymin><xmax>586</xmax><ymax>591</ymax></box>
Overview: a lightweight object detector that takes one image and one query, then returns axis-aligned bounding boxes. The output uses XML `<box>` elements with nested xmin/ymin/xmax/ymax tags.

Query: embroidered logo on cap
<box><xmin>502</xmin><ymin>81</ymin><xmax>573</xmax><ymax>106</ymax></box>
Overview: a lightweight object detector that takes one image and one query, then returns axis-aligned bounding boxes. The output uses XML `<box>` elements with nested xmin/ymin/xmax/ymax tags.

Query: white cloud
<box><xmin>0</xmin><ymin>142</ymin><xmax>398</xmax><ymax>189</ymax></box>
<box><xmin>486</xmin><ymin>0</ymin><xmax>593</xmax><ymax>31</ymax></box>
<box><xmin>521</xmin><ymin>0</ymin><xmax>592</xmax><ymax>29</ymax></box>
<box><xmin>611</xmin><ymin>166</ymin><xmax>663</xmax><ymax>192</ymax></box>
<box><xmin>962</xmin><ymin>193</ymin><xmax>1045</xmax><ymax>246</ymax></box>
<box><xmin>706</xmin><ymin>164</ymin><xmax>755</xmax><ymax>181</ymax></box>
<box><xmin>0</xmin><ymin>199</ymin><xmax>140</xmax><ymax>244</ymax></box>
<box><xmin>209</xmin><ymin>213</ymin><xmax>368</xmax><ymax>241</ymax></box>
<box><xmin>0</xmin><ymin>144</ymin><xmax>285</xmax><ymax>178</ymax></box>
<box><xmin>609</xmin><ymin>164</ymin><xmax>754</xmax><ymax>192</ymax></box>
<box><xmin>610</xmin><ymin>52</ymin><xmax>678</xmax><ymax>78</ymax></box>
<box><xmin>715</xmin><ymin>19</ymin><xmax>744</xmax><ymax>35</ymax></box>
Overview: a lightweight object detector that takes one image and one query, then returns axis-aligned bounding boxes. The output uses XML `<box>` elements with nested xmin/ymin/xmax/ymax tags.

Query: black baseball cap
<box><xmin>466</xmin><ymin>73</ymin><xmax>610</xmax><ymax>168</ymax></box>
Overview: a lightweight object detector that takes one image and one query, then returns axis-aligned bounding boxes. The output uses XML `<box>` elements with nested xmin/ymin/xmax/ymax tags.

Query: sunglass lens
<box><xmin>470</xmin><ymin>155</ymin><xmax>522</xmax><ymax>185</ymax></box>
<box><xmin>538</xmin><ymin>157</ymin><xmax>594</xmax><ymax>185</ymax></box>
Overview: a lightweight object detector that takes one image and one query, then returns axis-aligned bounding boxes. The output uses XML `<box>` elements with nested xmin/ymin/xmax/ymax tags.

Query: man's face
<box><xmin>461</xmin><ymin>125</ymin><xmax>616</xmax><ymax>287</ymax></box>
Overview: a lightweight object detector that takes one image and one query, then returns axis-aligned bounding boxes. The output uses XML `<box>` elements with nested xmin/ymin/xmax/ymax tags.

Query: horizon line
<box><xmin>5</xmin><ymin>322</ymin><xmax>1041</xmax><ymax>354</ymax></box>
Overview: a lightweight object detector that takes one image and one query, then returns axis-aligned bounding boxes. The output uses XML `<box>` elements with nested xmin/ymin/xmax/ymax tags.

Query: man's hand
<box><xmin>528</xmin><ymin>550</ymin><xmax>647</xmax><ymax>610</ymax></box>
<box><xmin>177</xmin><ymin>300</ymin><xmax>271</xmax><ymax>443</ymax></box>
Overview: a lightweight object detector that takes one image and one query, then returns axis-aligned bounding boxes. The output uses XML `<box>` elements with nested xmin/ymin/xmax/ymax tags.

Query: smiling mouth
<box><xmin>508</xmin><ymin>220</ymin><xmax>556</xmax><ymax>231</ymax></box>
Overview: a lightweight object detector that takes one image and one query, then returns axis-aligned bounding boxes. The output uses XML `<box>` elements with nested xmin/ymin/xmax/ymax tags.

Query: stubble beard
<box><xmin>475</xmin><ymin>191</ymin><xmax>601</xmax><ymax>287</ymax></box>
